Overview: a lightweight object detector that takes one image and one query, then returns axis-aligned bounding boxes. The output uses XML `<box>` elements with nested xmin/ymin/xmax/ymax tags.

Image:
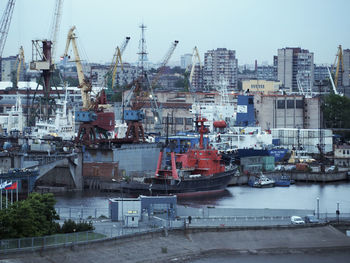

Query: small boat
<box><xmin>275</xmin><ymin>174</ymin><xmax>291</xmax><ymax>187</ymax></box>
<box><xmin>248</xmin><ymin>173</ymin><xmax>275</xmax><ymax>188</ymax></box>
<box><xmin>116</xmin><ymin>117</ymin><xmax>237</xmax><ymax>197</ymax></box>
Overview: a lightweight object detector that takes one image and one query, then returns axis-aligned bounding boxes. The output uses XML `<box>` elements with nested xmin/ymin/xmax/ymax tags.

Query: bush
<box><xmin>61</xmin><ymin>219</ymin><xmax>94</xmax><ymax>233</ymax></box>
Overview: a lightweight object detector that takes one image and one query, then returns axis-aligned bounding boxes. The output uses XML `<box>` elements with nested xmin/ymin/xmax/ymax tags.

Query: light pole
<box><xmin>317</xmin><ymin>197</ymin><xmax>320</xmax><ymax>219</ymax></box>
<box><xmin>336</xmin><ymin>202</ymin><xmax>340</xmax><ymax>223</ymax></box>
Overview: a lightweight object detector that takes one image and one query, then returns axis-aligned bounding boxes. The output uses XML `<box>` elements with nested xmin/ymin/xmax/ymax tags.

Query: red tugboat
<box><xmin>118</xmin><ymin>117</ymin><xmax>237</xmax><ymax>197</ymax></box>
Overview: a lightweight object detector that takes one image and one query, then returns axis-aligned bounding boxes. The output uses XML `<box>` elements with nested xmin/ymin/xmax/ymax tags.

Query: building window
<box><xmin>287</xmin><ymin>100</ymin><xmax>295</xmax><ymax>109</ymax></box>
<box><xmin>175</xmin><ymin>118</ymin><xmax>183</xmax><ymax>124</ymax></box>
<box><xmin>185</xmin><ymin>118</ymin><xmax>192</xmax><ymax>125</ymax></box>
<box><xmin>277</xmin><ymin>100</ymin><xmax>285</xmax><ymax>109</ymax></box>
<box><xmin>296</xmin><ymin>100</ymin><xmax>303</xmax><ymax>108</ymax></box>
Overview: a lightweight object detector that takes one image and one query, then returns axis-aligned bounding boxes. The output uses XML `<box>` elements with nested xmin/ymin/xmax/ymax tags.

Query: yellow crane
<box><xmin>331</xmin><ymin>45</ymin><xmax>344</xmax><ymax>90</ymax></box>
<box><xmin>62</xmin><ymin>26</ymin><xmax>92</xmax><ymax>110</ymax></box>
<box><xmin>188</xmin><ymin>46</ymin><xmax>202</xmax><ymax>86</ymax></box>
<box><xmin>110</xmin><ymin>47</ymin><xmax>123</xmax><ymax>90</ymax></box>
<box><xmin>15</xmin><ymin>46</ymin><xmax>25</xmax><ymax>87</ymax></box>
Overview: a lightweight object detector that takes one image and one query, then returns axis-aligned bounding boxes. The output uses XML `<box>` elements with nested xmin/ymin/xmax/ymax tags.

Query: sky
<box><xmin>1</xmin><ymin>0</ymin><xmax>350</xmax><ymax>66</ymax></box>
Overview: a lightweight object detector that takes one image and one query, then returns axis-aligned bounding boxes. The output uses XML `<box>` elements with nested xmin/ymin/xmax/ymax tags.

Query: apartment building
<box><xmin>277</xmin><ymin>48</ymin><xmax>314</xmax><ymax>93</ymax></box>
<box><xmin>203</xmin><ymin>48</ymin><xmax>238</xmax><ymax>92</ymax></box>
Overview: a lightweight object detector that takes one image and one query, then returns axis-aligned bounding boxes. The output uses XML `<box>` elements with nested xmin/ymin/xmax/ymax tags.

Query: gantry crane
<box><xmin>62</xmin><ymin>26</ymin><xmax>121</xmax><ymax>145</ymax></box>
<box><xmin>62</xmin><ymin>26</ymin><xmax>92</xmax><ymax>110</ymax></box>
<box><xmin>0</xmin><ymin>0</ymin><xmax>16</xmax><ymax>58</ymax></box>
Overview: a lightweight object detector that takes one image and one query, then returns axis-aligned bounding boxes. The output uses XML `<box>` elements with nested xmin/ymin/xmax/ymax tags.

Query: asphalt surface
<box><xmin>1</xmin><ymin>225</ymin><xmax>350</xmax><ymax>263</ymax></box>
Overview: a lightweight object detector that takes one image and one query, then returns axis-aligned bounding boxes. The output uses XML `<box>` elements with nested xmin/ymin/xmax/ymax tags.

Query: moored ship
<box><xmin>117</xmin><ymin>117</ymin><xmax>237</xmax><ymax>197</ymax></box>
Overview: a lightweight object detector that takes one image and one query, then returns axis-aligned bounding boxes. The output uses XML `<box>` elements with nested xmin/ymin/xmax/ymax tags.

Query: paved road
<box><xmin>2</xmin><ymin>225</ymin><xmax>350</xmax><ymax>263</ymax></box>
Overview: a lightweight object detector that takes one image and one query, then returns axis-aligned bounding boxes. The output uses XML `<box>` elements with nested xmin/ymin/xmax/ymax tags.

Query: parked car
<box><xmin>304</xmin><ymin>215</ymin><xmax>319</xmax><ymax>223</ymax></box>
<box><xmin>291</xmin><ymin>216</ymin><xmax>305</xmax><ymax>224</ymax></box>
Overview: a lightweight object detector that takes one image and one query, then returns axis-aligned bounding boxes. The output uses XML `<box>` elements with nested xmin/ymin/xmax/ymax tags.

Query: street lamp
<box><xmin>336</xmin><ymin>202</ymin><xmax>340</xmax><ymax>223</ymax></box>
<box><xmin>317</xmin><ymin>197</ymin><xmax>320</xmax><ymax>219</ymax></box>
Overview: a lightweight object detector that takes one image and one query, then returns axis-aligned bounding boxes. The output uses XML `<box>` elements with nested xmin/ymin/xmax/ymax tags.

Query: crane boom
<box><xmin>0</xmin><ymin>0</ymin><xmax>16</xmax><ymax>58</ymax></box>
<box><xmin>331</xmin><ymin>45</ymin><xmax>344</xmax><ymax>89</ymax></box>
<box><xmin>186</xmin><ymin>46</ymin><xmax>202</xmax><ymax>86</ymax></box>
<box><xmin>108</xmin><ymin>37</ymin><xmax>130</xmax><ymax>89</ymax></box>
<box><xmin>327</xmin><ymin>67</ymin><xmax>339</xmax><ymax>95</ymax></box>
<box><xmin>151</xmin><ymin>40</ymin><xmax>179</xmax><ymax>88</ymax></box>
<box><xmin>16</xmin><ymin>46</ymin><xmax>25</xmax><ymax>85</ymax></box>
<box><xmin>63</xmin><ymin>26</ymin><xmax>92</xmax><ymax>110</ymax></box>
<box><xmin>49</xmin><ymin>0</ymin><xmax>64</xmax><ymax>63</ymax></box>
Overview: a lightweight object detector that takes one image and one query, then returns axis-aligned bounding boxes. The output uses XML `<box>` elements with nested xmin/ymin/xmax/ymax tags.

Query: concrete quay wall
<box><xmin>3</xmin><ymin>225</ymin><xmax>350</xmax><ymax>263</ymax></box>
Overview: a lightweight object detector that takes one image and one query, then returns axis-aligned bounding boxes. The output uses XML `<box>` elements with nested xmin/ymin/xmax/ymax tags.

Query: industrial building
<box><xmin>254</xmin><ymin>93</ymin><xmax>322</xmax><ymax>130</ymax></box>
<box><xmin>242</xmin><ymin>80</ymin><xmax>281</xmax><ymax>95</ymax></box>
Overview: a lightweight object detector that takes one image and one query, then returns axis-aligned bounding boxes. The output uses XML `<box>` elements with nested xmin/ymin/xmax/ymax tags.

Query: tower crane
<box><xmin>0</xmin><ymin>0</ymin><xmax>16</xmax><ymax>58</ymax></box>
<box><xmin>62</xmin><ymin>26</ymin><xmax>92</xmax><ymax>110</ymax></box>
<box><xmin>49</xmin><ymin>0</ymin><xmax>64</xmax><ymax>63</ymax></box>
<box><xmin>15</xmin><ymin>46</ymin><xmax>25</xmax><ymax>87</ymax></box>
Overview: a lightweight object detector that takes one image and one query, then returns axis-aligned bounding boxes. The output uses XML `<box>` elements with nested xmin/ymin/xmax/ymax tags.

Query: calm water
<box><xmin>54</xmin><ymin>182</ymin><xmax>350</xmax><ymax>213</ymax></box>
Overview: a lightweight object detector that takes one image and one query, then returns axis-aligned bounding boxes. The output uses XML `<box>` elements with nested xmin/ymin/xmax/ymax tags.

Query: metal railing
<box><xmin>2</xmin><ymin>208</ymin><xmax>350</xmax><ymax>254</ymax></box>
<box><xmin>55</xmin><ymin>207</ymin><xmax>109</xmax><ymax>220</ymax></box>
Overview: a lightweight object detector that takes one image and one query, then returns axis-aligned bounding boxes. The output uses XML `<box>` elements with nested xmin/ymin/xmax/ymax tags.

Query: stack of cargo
<box><xmin>262</xmin><ymin>156</ymin><xmax>275</xmax><ymax>171</ymax></box>
<box><xmin>240</xmin><ymin>156</ymin><xmax>263</xmax><ymax>174</ymax></box>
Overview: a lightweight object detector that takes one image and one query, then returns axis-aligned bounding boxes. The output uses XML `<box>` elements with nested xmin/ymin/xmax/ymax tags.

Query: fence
<box><xmin>0</xmin><ymin>227</ymin><xmax>164</xmax><ymax>253</ymax></box>
<box><xmin>2</xmin><ymin>208</ymin><xmax>350</xmax><ymax>254</ymax></box>
<box><xmin>55</xmin><ymin>207</ymin><xmax>110</xmax><ymax>220</ymax></box>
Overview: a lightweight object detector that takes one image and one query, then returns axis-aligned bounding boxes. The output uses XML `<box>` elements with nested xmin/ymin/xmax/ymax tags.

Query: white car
<box><xmin>291</xmin><ymin>216</ymin><xmax>305</xmax><ymax>224</ymax></box>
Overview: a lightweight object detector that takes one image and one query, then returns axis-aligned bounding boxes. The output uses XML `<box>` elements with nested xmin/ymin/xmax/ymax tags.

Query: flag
<box><xmin>0</xmin><ymin>181</ymin><xmax>12</xmax><ymax>190</ymax></box>
<box><xmin>5</xmin><ymin>182</ymin><xmax>17</xmax><ymax>190</ymax></box>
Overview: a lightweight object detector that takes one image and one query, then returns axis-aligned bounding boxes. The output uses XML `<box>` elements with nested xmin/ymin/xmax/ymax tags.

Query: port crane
<box><xmin>0</xmin><ymin>0</ymin><xmax>16</xmax><ymax>58</ymax></box>
<box><xmin>62</xmin><ymin>26</ymin><xmax>92</xmax><ymax>110</ymax></box>
<box><xmin>62</xmin><ymin>26</ymin><xmax>116</xmax><ymax>145</ymax></box>
<box><xmin>110</xmin><ymin>36</ymin><xmax>130</xmax><ymax>89</ymax></box>
<box><xmin>327</xmin><ymin>45</ymin><xmax>344</xmax><ymax>96</ymax></box>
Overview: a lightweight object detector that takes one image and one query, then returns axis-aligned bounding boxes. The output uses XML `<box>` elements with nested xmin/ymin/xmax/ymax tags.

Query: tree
<box><xmin>322</xmin><ymin>94</ymin><xmax>350</xmax><ymax>128</ymax></box>
<box><xmin>0</xmin><ymin>193</ymin><xmax>59</xmax><ymax>239</ymax></box>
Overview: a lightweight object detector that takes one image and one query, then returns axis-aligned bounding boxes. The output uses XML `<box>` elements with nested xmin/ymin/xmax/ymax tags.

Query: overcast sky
<box><xmin>2</xmin><ymin>0</ymin><xmax>350</xmax><ymax>66</ymax></box>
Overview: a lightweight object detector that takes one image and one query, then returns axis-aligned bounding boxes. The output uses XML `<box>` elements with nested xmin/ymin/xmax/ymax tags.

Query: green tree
<box><xmin>322</xmin><ymin>94</ymin><xmax>350</xmax><ymax>128</ymax></box>
<box><xmin>0</xmin><ymin>193</ymin><xmax>59</xmax><ymax>239</ymax></box>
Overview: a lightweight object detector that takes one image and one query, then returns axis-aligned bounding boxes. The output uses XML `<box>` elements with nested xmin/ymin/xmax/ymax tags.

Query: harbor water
<box><xmin>54</xmin><ymin>181</ymin><xmax>350</xmax><ymax>214</ymax></box>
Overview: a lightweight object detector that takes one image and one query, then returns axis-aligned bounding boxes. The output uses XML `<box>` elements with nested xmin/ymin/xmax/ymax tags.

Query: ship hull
<box><xmin>116</xmin><ymin>169</ymin><xmax>236</xmax><ymax>197</ymax></box>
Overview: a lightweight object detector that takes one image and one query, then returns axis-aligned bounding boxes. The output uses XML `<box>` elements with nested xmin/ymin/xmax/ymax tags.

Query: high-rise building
<box><xmin>203</xmin><ymin>48</ymin><xmax>238</xmax><ymax>91</ymax></box>
<box><xmin>277</xmin><ymin>47</ymin><xmax>314</xmax><ymax>93</ymax></box>
<box><xmin>343</xmin><ymin>49</ymin><xmax>350</xmax><ymax>89</ymax></box>
<box><xmin>180</xmin><ymin>54</ymin><xmax>192</xmax><ymax>69</ymax></box>
<box><xmin>1</xmin><ymin>56</ymin><xmax>25</xmax><ymax>82</ymax></box>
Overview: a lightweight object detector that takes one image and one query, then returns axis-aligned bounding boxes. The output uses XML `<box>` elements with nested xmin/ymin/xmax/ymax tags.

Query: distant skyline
<box><xmin>1</xmin><ymin>0</ymin><xmax>350</xmax><ymax>66</ymax></box>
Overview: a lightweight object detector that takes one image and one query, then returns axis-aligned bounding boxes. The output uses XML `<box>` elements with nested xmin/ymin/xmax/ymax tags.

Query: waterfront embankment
<box><xmin>2</xmin><ymin>225</ymin><xmax>350</xmax><ymax>263</ymax></box>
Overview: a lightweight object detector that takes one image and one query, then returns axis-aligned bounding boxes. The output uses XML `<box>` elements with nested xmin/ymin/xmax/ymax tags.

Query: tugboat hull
<box><xmin>117</xmin><ymin>169</ymin><xmax>236</xmax><ymax>197</ymax></box>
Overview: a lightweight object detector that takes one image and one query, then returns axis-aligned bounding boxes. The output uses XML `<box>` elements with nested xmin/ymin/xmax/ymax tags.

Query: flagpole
<box><xmin>16</xmin><ymin>180</ymin><xmax>18</xmax><ymax>202</ymax></box>
<box><xmin>0</xmin><ymin>179</ymin><xmax>2</xmax><ymax>210</ymax></box>
<box><xmin>5</xmin><ymin>189</ymin><xmax>8</xmax><ymax>209</ymax></box>
<box><xmin>11</xmin><ymin>189</ymin><xmax>13</xmax><ymax>205</ymax></box>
